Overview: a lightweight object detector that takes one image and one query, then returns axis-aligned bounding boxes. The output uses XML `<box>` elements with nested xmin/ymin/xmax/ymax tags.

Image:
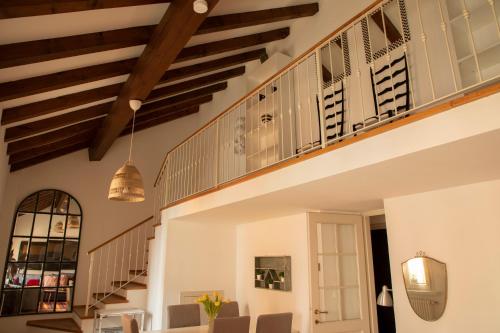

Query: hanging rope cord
<box><xmin>128</xmin><ymin>110</ymin><xmax>137</xmax><ymax>163</ymax></box>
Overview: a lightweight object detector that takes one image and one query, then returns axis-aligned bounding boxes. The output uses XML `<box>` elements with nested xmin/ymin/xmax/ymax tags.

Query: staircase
<box><xmin>26</xmin><ymin>216</ymin><xmax>160</xmax><ymax>333</ymax></box>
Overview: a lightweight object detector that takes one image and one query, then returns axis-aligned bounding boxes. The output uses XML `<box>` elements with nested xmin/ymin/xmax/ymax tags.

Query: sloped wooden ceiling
<box><xmin>0</xmin><ymin>0</ymin><xmax>320</xmax><ymax>171</ymax></box>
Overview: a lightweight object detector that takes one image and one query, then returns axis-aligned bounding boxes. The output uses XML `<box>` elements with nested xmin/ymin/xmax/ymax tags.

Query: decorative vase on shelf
<box><xmin>268</xmin><ymin>283</ymin><xmax>274</xmax><ymax>289</ymax></box>
<box><xmin>256</xmin><ymin>274</ymin><xmax>262</xmax><ymax>280</ymax></box>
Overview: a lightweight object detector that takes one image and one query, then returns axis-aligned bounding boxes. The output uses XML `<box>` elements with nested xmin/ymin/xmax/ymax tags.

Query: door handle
<box><xmin>314</xmin><ymin>309</ymin><xmax>329</xmax><ymax>315</ymax></box>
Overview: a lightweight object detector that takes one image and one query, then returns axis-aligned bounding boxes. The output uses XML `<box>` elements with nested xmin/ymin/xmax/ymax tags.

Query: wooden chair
<box><xmin>168</xmin><ymin>304</ymin><xmax>201</xmax><ymax>328</ymax></box>
<box><xmin>256</xmin><ymin>313</ymin><xmax>293</xmax><ymax>333</ymax></box>
<box><xmin>121</xmin><ymin>314</ymin><xmax>140</xmax><ymax>333</ymax></box>
<box><xmin>213</xmin><ymin>316</ymin><xmax>250</xmax><ymax>333</ymax></box>
<box><xmin>217</xmin><ymin>301</ymin><xmax>239</xmax><ymax>318</ymax></box>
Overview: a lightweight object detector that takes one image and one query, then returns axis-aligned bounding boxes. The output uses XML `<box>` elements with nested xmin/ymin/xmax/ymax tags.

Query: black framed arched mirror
<box><xmin>1</xmin><ymin>190</ymin><xmax>82</xmax><ymax>316</ymax></box>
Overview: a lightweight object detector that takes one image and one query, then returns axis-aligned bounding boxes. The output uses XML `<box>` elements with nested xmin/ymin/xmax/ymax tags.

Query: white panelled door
<box><xmin>308</xmin><ymin>212</ymin><xmax>371</xmax><ymax>333</ymax></box>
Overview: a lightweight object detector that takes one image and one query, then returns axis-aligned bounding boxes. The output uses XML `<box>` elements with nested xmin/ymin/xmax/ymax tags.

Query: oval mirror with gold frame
<box><xmin>401</xmin><ymin>252</ymin><xmax>447</xmax><ymax>321</ymax></box>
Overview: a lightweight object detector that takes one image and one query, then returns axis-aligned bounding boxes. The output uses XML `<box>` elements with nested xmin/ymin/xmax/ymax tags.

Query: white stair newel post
<box><xmin>85</xmin><ymin>252</ymin><xmax>95</xmax><ymax>317</ymax></box>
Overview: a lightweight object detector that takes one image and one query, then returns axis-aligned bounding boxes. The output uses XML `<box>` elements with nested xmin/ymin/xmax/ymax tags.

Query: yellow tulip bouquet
<box><xmin>196</xmin><ymin>292</ymin><xmax>228</xmax><ymax>322</ymax></box>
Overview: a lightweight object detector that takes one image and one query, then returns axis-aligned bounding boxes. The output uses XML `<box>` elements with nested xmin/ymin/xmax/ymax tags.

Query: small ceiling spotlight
<box><xmin>193</xmin><ymin>0</ymin><xmax>208</xmax><ymax>14</ymax></box>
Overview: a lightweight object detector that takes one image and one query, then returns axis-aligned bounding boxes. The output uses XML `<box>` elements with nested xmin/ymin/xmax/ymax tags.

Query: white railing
<box><xmin>154</xmin><ymin>0</ymin><xmax>500</xmax><ymax>208</ymax></box>
<box><xmin>84</xmin><ymin>216</ymin><xmax>154</xmax><ymax>316</ymax></box>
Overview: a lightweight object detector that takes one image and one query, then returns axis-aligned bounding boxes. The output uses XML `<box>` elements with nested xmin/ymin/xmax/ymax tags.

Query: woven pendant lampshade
<box><xmin>108</xmin><ymin>99</ymin><xmax>145</xmax><ymax>202</ymax></box>
<box><xmin>108</xmin><ymin>161</ymin><xmax>145</xmax><ymax>202</ymax></box>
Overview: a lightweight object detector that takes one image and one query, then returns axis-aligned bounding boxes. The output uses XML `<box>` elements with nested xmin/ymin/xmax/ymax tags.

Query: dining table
<box><xmin>145</xmin><ymin>324</ymin><xmax>300</xmax><ymax>333</ymax></box>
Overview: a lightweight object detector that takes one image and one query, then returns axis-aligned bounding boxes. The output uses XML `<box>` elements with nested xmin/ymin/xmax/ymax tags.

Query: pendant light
<box><xmin>108</xmin><ymin>100</ymin><xmax>145</xmax><ymax>202</ymax></box>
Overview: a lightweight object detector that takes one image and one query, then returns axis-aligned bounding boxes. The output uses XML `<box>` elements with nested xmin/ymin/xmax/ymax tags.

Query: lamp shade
<box><xmin>108</xmin><ymin>161</ymin><xmax>145</xmax><ymax>202</ymax></box>
<box><xmin>377</xmin><ymin>285</ymin><xmax>393</xmax><ymax>307</ymax></box>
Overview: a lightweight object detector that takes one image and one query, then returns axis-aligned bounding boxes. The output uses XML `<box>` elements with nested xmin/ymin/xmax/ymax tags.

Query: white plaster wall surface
<box><xmin>162</xmin><ymin>219</ymin><xmax>237</xmax><ymax>330</ymax></box>
<box><xmin>236</xmin><ymin>214</ymin><xmax>310</xmax><ymax>333</ymax></box>
<box><xmin>384</xmin><ymin>180</ymin><xmax>500</xmax><ymax>333</ymax></box>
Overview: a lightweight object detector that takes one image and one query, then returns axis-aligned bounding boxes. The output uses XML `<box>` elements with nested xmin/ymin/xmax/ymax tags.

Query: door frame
<box><xmin>361</xmin><ymin>209</ymin><xmax>386</xmax><ymax>333</ymax></box>
<box><xmin>307</xmin><ymin>210</ymin><xmax>374</xmax><ymax>333</ymax></box>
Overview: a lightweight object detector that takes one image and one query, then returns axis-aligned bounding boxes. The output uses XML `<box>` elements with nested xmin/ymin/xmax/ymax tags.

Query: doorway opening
<box><xmin>369</xmin><ymin>214</ymin><xmax>396</xmax><ymax>333</ymax></box>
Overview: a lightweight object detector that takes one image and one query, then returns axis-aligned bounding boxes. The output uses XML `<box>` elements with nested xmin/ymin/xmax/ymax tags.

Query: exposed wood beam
<box><xmin>0</xmin><ymin>26</ymin><xmax>152</xmax><ymax>69</ymax></box>
<box><xmin>194</xmin><ymin>3</ymin><xmax>319</xmax><ymax>35</ymax></box>
<box><xmin>162</xmin><ymin>49</ymin><xmax>266</xmax><ymax>82</ymax></box>
<box><xmin>141</xmin><ymin>82</ymin><xmax>226</xmax><ymax>116</ymax></box>
<box><xmin>148</xmin><ymin>66</ymin><xmax>244</xmax><ymax>102</ymax></box>
<box><xmin>10</xmin><ymin>141</ymin><xmax>90</xmax><ymax>172</ymax></box>
<box><xmin>136</xmin><ymin>95</ymin><xmax>213</xmax><ymax>121</ymax></box>
<box><xmin>4</xmin><ymin>103</ymin><xmax>111</xmax><ymax>142</ymax></box>
<box><xmin>137</xmin><ymin>94</ymin><xmax>212</xmax><ymax>120</ymax></box>
<box><xmin>122</xmin><ymin>106</ymin><xmax>200</xmax><ymax>135</ymax></box>
<box><xmin>175</xmin><ymin>28</ymin><xmax>289</xmax><ymax>63</ymax></box>
<box><xmin>371</xmin><ymin>11</ymin><xmax>401</xmax><ymax>44</ymax></box>
<box><xmin>4</xmin><ymin>89</ymin><xmax>215</xmax><ymax>143</ymax></box>
<box><xmin>89</xmin><ymin>0</ymin><xmax>220</xmax><ymax>161</ymax></box>
<box><xmin>7</xmin><ymin>118</ymin><xmax>101</xmax><ymax>155</ymax></box>
<box><xmin>9</xmin><ymin>105</ymin><xmax>200</xmax><ymax>171</ymax></box>
<box><xmin>1</xmin><ymin>84</ymin><xmax>121</xmax><ymax>125</ymax></box>
<box><xmin>9</xmin><ymin>132</ymin><xmax>91</xmax><ymax>165</ymax></box>
<box><xmin>2</xmin><ymin>67</ymin><xmax>235</xmax><ymax>125</ymax></box>
<box><xmin>0</xmin><ymin>3</ymin><xmax>311</xmax><ymax>69</ymax></box>
<box><xmin>0</xmin><ymin>0</ymin><xmax>170</xmax><ymax>19</ymax></box>
<box><xmin>0</xmin><ymin>49</ymin><xmax>265</xmax><ymax>102</ymax></box>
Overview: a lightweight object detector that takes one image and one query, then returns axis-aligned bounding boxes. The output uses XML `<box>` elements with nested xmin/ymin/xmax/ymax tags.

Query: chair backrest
<box><xmin>168</xmin><ymin>304</ymin><xmax>201</xmax><ymax>328</ymax></box>
<box><xmin>217</xmin><ymin>301</ymin><xmax>240</xmax><ymax>318</ymax></box>
<box><xmin>213</xmin><ymin>316</ymin><xmax>250</xmax><ymax>333</ymax></box>
<box><xmin>121</xmin><ymin>315</ymin><xmax>140</xmax><ymax>333</ymax></box>
<box><xmin>256</xmin><ymin>313</ymin><xmax>293</xmax><ymax>333</ymax></box>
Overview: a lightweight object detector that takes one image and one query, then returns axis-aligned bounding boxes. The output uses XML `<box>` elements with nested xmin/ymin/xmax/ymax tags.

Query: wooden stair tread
<box><xmin>152</xmin><ymin>223</ymin><xmax>161</xmax><ymax>227</ymax></box>
<box><xmin>27</xmin><ymin>318</ymin><xmax>82</xmax><ymax>333</ymax></box>
<box><xmin>73</xmin><ymin>305</ymin><xmax>95</xmax><ymax>319</ymax></box>
<box><xmin>111</xmin><ymin>281</ymin><xmax>147</xmax><ymax>290</ymax></box>
<box><xmin>93</xmin><ymin>293</ymin><xmax>128</xmax><ymax>304</ymax></box>
<box><xmin>129</xmin><ymin>269</ymin><xmax>147</xmax><ymax>276</ymax></box>
<box><xmin>147</xmin><ymin>236</ymin><xmax>155</xmax><ymax>240</ymax></box>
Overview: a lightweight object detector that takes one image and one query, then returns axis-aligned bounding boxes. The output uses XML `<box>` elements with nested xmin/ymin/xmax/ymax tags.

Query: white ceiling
<box><xmin>172</xmin><ymin>128</ymin><xmax>500</xmax><ymax>224</ymax></box>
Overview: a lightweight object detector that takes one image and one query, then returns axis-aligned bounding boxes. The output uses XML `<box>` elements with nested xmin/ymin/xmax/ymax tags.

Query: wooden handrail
<box><xmin>87</xmin><ymin>215</ymin><xmax>153</xmax><ymax>254</ymax></box>
<box><xmin>153</xmin><ymin>0</ymin><xmax>384</xmax><ymax>186</ymax></box>
<box><xmin>159</xmin><ymin>81</ymin><xmax>500</xmax><ymax>210</ymax></box>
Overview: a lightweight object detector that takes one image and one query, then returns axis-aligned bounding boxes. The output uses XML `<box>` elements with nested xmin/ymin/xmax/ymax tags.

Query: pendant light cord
<box><xmin>128</xmin><ymin>110</ymin><xmax>137</xmax><ymax>162</ymax></box>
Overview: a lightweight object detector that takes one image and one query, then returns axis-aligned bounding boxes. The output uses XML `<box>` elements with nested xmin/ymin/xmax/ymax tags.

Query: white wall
<box><xmin>384</xmin><ymin>180</ymin><xmax>500</xmax><ymax>333</ymax></box>
<box><xmin>161</xmin><ymin>219</ymin><xmax>237</xmax><ymax>329</ymax></box>
<box><xmin>0</xmin><ymin>112</ymin><xmax>199</xmax><ymax>313</ymax></box>
<box><xmin>236</xmin><ymin>214</ymin><xmax>310</xmax><ymax>333</ymax></box>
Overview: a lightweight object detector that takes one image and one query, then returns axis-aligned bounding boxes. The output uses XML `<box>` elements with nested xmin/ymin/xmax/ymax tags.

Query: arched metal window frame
<box><xmin>0</xmin><ymin>189</ymin><xmax>83</xmax><ymax>317</ymax></box>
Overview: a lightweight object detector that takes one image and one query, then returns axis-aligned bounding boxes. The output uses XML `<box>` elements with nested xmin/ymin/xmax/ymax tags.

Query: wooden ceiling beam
<box><xmin>0</xmin><ymin>0</ymin><xmax>171</xmax><ymax>19</ymax></box>
<box><xmin>1</xmin><ymin>67</ymin><xmax>235</xmax><ymax>126</ymax></box>
<box><xmin>0</xmin><ymin>3</ymin><xmax>311</xmax><ymax>69</ymax></box>
<box><xmin>89</xmin><ymin>0</ymin><xmax>221</xmax><ymax>161</ymax></box>
<box><xmin>9</xmin><ymin>132</ymin><xmax>91</xmax><ymax>165</ymax></box>
<box><xmin>136</xmin><ymin>94</ymin><xmax>213</xmax><ymax>120</ymax></box>
<box><xmin>10</xmin><ymin>141</ymin><xmax>90</xmax><ymax>172</ymax></box>
<box><xmin>148</xmin><ymin>66</ymin><xmax>244</xmax><ymax>102</ymax></box>
<box><xmin>122</xmin><ymin>106</ymin><xmax>200</xmax><ymax>135</ymax></box>
<box><xmin>371</xmin><ymin>10</ymin><xmax>401</xmax><ymax>44</ymax></box>
<box><xmin>0</xmin><ymin>26</ymin><xmax>153</xmax><ymax>69</ymax></box>
<box><xmin>9</xmin><ymin>105</ymin><xmax>200</xmax><ymax>171</ymax></box>
<box><xmin>1</xmin><ymin>83</ymin><xmax>121</xmax><ymax>125</ymax></box>
<box><xmin>4</xmin><ymin>88</ymin><xmax>216</xmax><ymax>143</ymax></box>
<box><xmin>4</xmin><ymin>102</ymin><xmax>111</xmax><ymax>142</ymax></box>
<box><xmin>175</xmin><ymin>27</ymin><xmax>289</xmax><ymax>63</ymax></box>
<box><xmin>196</xmin><ymin>3</ymin><xmax>318</xmax><ymax>35</ymax></box>
<box><xmin>7</xmin><ymin>118</ymin><xmax>101</xmax><ymax>155</ymax></box>
<box><xmin>0</xmin><ymin>49</ymin><xmax>265</xmax><ymax>102</ymax></box>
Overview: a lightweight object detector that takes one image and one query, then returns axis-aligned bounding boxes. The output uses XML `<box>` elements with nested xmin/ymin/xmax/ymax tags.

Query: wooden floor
<box><xmin>27</xmin><ymin>318</ymin><xmax>82</xmax><ymax>333</ymax></box>
<box><xmin>72</xmin><ymin>305</ymin><xmax>95</xmax><ymax>320</ymax></box>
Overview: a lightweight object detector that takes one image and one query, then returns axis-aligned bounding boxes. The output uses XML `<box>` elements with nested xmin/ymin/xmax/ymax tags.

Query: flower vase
<box><xmin>208</xmin><ymin>318</ymin><xmax>215</xmax><ymax>333</ymax></box>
